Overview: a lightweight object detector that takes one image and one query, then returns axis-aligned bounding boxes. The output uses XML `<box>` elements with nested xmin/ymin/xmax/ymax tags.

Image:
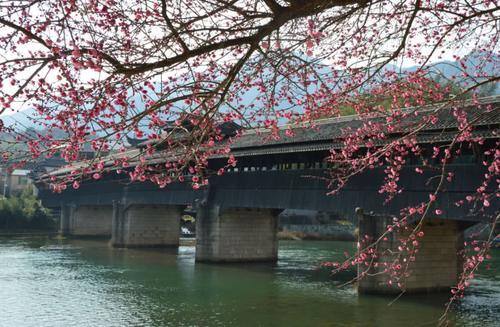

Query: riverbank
<box><xmin>0</xmin><ymin>229</ymin><xmax>58</xmax><ymax>236</ymax></box>
<box><xmin>0</xmin><ymin>234</ymin><xmax>353</xmax><ymax>245</ymax></box>
<box><xmin>278</xmin><ymin>222</ymin><xmax>357</xmax><ymax>241</ymax></box>
<box><xmin>277</xmin><ymin>230</ymin><xmax>356</xmax><ymax>241</ymax></box>
<box><xmin>0</xmin><ymin>188</ymin><xmax>56</xmax><ymax>231</ymax></box>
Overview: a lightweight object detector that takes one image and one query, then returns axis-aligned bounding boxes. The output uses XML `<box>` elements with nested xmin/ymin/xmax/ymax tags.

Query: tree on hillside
<box><xmin>0</xmin><ymin>0</ymin><xmax>498</xmax><ymax>319</ymax></box>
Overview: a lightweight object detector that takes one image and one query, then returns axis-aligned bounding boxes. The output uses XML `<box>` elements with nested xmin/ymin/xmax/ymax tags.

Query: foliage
<box><xmin>0</xmin><ymin>1</ymin><xmax>497</xmax><ymax>188</ymax></box>
<box><xmin>0</xmin><ymin>187</ymin><xmax>56</xmax><ymax>230</ymax></box>
<box><xmin>321</xmin><ymin>75</ymin><xmax>498</xmax><ymax>119</ymax></box>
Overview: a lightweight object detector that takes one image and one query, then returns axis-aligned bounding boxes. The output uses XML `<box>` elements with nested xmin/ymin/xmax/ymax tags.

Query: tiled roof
<box><xmin>41</xmin><ymin>96</ymin><xmax>500</xmax><ymax>177</ymax></box>
<box><xmin>229</xmin><ymin>96</ymin><xmax>499</xmax><ymax>151</ymax></box>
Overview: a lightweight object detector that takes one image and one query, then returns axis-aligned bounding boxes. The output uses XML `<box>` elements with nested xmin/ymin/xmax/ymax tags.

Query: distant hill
<box><xmin>1</xmin><ymin>107</ymin><xmax>39</xmax><ymax>130</ymax></box>
<box><xmin>385</xmin><ymin>51</ymin><xmax>499</xmax><ymax>92</ymax></box>
<box><xmin>1</xmin><ymin>53</ymin><xmax>498</xmax><ymax>131</ymax></box>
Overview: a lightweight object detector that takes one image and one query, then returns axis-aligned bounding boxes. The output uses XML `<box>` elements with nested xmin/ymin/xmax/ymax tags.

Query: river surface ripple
<box><xmin>0</xmin><ymin>237</ymin><xmax>498</xmax><ymax>327</ymax></box>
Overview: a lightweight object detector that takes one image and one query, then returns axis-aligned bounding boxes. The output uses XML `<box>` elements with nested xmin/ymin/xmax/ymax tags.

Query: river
<box><xmin>0</xmin><ymin>237</ymin><xmax>498</xmax><ymax>326</ymax></box>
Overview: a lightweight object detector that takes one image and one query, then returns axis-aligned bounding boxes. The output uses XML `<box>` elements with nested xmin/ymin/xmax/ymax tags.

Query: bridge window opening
<box><xmin>227</xmin><ymin>154</ymin><xmax>331</xmax><ymax>173</ymax></box>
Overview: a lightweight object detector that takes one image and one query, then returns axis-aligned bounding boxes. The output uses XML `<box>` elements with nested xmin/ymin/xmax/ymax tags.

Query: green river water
<box><xmin>0</xmin><ymin>237</ymin><xmax>498</xmax><ymax>327</ymax></box>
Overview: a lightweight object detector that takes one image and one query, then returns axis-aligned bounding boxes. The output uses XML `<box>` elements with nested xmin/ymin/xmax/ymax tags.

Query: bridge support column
<box><xmin>111</xmin><ymin>204</ymin><xmax>182</xmax><ymax>248</ymax></box>
<box><xmin>59</xmin><ymin>204</ymin><xmax>73</xmax><ymax>236</ymax></box>
<box><xmin>62</xmin><ymin>205</ymin><xmax>113</xmax><ymax>237</ymax></box>
<box><xmin>357</xmin><ymin>214</ymin><xmax>464</xmax><ymax>294</ymax></box>
<box><xmin>195</xmin><ymin>206</ymin><xmax>279</xmax><ymax>263</ymax></box>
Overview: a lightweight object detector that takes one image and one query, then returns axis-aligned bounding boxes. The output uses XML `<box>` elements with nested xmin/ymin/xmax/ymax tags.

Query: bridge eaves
<box><xmin>39</xmin><ymin>96</ymin><xmax>499</xmax><ymax>179</ymax></box>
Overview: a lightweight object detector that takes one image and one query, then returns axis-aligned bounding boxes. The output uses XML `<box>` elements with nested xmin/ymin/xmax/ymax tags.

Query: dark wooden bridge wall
<box><xmin>38</xmin><ymin>163</ymin><xmax>492</xmax><ymax>222</ymax></box>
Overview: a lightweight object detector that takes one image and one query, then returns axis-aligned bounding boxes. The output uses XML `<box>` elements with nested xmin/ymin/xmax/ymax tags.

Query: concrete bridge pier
<box><xmin>357</xmin><ymin>212</ymin><xmax>465</xmax><ymax>294</ymax></box>
<box><xmin>111</xmin><ymin>203</ymin><xmax>183</xmax><ymax>248</ymax></box>
<box><xmin>59</xmin><ymin>204</ymin><xmax>112</xmax><ymax>237</ymax></box>
<box><xmin>59</xmin><ymin>204</ymin><xmax>72</xmax><ymax>236</ymax></box>
<box><xmin>195</xmin><ymin>205</ymin><xmax>280</xmax><ymax>263</ymax></box>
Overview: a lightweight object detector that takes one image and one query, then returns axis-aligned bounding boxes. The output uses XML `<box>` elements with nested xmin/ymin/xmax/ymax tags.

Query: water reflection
<box><xmin>0</xmin><ymin>237</ymin><xmax>498</xmax><ymax>326</ymax></box>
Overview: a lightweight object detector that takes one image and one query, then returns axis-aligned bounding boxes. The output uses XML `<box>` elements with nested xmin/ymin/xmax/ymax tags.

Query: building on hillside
<box><xmin>0</xmin><ymin>157</ymin><xmax>66</xmax><ymax>198</ymax></box>
<box><xmin>0</xmin><ymin>168</ymin><xmax>31</xmax><ymax>197</ymax></box>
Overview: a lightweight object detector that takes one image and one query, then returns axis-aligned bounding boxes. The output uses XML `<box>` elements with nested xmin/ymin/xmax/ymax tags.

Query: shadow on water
<box><xmin>0</xmin><ymin>237</ymin><xmax>498</xmax><ymax>327</ymax></box>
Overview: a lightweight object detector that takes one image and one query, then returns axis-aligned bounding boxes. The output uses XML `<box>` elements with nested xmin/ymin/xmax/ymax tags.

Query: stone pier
<box><xmin>59</xmin><ymin>204</ymin><xmax>72</xmax><ymax>236</ymax></box>
<box><xmin>195</xmin><ymin>206</ymin><xmax>279</xmax><ymax>263</ymax></box>
<box><xmin>357</xmin><ymin>213</ymin><xmax>465</xmax><ymax>294</ymax></box>
<box><xmin>111</xmin><ymin>203</ymin><xmax>183</xmax><ymax>248</ymax></box>
<box><xmin>60</xmin><ymin>204</ymin><xmax>112</xmax><ymax>237</ymax></box>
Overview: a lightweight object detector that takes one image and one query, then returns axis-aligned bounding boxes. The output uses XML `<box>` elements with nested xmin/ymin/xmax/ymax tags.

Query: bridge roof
<box><xmin>229</xmin><ymin>96</ymin><xmax>499</xmax><ymax>151</ymax></box>
<box><xmin>42</xmin><ymin>96</ymin><xmax>500</xmax><ymax>177</ymax></box>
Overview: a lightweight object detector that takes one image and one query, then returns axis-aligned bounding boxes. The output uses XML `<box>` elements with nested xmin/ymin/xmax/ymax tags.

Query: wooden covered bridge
<box><xmin>36</xmin><ymin>96</ymin><xmax>499</xmax><ymax>294</ymax></box>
